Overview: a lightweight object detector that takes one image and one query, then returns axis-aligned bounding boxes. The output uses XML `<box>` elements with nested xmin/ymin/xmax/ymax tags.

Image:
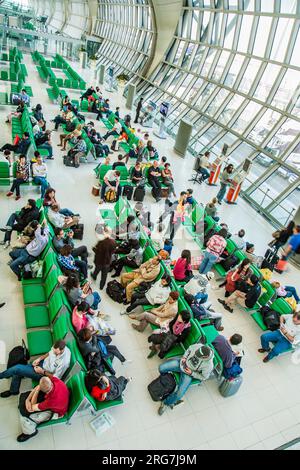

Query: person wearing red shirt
<box><xmin>173</xmin><ymin>250</ymin><xmax>193</xmax><ymax>282</ymax></box>
<box><xmin>17</xmin><ymin>376</ymin><xmax>69</xmax><ymax>442</ymax></box>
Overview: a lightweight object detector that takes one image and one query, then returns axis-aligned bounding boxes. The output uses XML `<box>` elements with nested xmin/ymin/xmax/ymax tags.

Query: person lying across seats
<box><xmin>47</xmin><ymin>204</ymin><xmax>80</xmax><ymax>229</ymax></box>
<box><xmin>8</xmin><ymin>221</ymin><xmax>49</xmax><ymax>280</ymax></box>
<box><xmin>147</xmin><ymin>310</ymin><xmax>191</xmax><ymax>359</ymax></box>
<box><xmin>157</xmin><ymin>344</ymin><xmax>214</xmax><ymax>415</ymax></box>
<box><xmin>184</xmin><ymin>293</ymin><xmax>224</xmax><ymax>331</ymax></box>
<box><xmin>1</xmin><ymin>131</ymin><xmax>31</xmax><ymax>156</ymax></box>
<box><xmin>120</xmin><ymin>255</ymin><xmax>161</xmax><ymax>303</ymax></box>
<box><xmin>85</xmin><ymin>369</ymin><xmax>130</xmax><ymax>403</ymax></box>
<box><xmin>58</xmin><ymin>244</ymin><xmax>88</xmax><ymax>279</ymax></box>
<box><xmin>17</xmin><ymin>375</ymin><xmax>69</xmax><ymax>442</ymax></box>
<box><xmin>122</xmin><ymin>273</ymin><xmax>172</xmax><ymax>315</ymax></box>
<box><xmin>271</xmin><ymin>281</ymin><xmax>300</xmax><ymax>304</ymax></box>
<box><xmin>218</xmin><ymin>274</ymin><xmax>261</xmax><ymax>313</ymax></box>
<box><xmin>77</xmin><ymin>328</ymin><xmax>128</xmax><ymax>375</ymax></box>
<box><xmin>0</xmin><ymin>198</ymin><xmax>39</xmax><ymax>247</ymax></box>
<box><xmin>72</xmin><ymin>301</ymin><xmax>115</xmax><ymax>336</ymax></box>
<box><xmin>129</xmin><ymin>291</ymin><xmax>179</xmax><ymax>333</ymax></box>
<box><xmin>0</xmin><ymin>339</ymin><xmax>70</xmax><ymax>399</ymax></box>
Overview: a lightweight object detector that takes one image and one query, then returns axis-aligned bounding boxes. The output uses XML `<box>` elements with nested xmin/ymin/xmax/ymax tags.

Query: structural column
<box><xmin>96</xmin><ymin>64</ymin><xmax>106</xmax><ymax>85</ymax></box>
<box><xmin>173</xmin><ymin>119</ymin><xmax>193</xmax><ymax>158</ymax></box>
<box><xmin>80</xmin><ymin>51</ymin><xmax>88</xmax><ymax>69</ymax></box>
<box><xmin>126</xmin><ymin>83</ymin><xmax>136</xmax><ymax>110</ymax></box>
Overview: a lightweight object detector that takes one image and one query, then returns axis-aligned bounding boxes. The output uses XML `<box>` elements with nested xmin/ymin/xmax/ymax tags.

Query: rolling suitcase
<box><xmin>261</xmin><ymin>248</ymin><xmax>279</xmax><ymax>271</ymax></box>
<box><xmin>133</xmin><ymin>186</ymin><xmax>145</xmax><ymax>202</ymax></box>
<box><xmin>122</xmin><ymin>185</ymin><xmax>134</xmax><ymax>201</ymax></box>
<box><xmin>219</xmin><ymin>376</ymin><xmax>243</xmax><ymax>397</ymax></box>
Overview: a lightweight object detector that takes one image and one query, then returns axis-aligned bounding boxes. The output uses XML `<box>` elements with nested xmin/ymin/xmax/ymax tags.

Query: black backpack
<box><xmin>72</xmin><ymin>223</ymin><xmax>84</xmax><ymax>240</ymax></box>
<box><xmin>148</xmin><ymin>373</ymin><xmax>176</xmax><ymax>402</ymax></box>
<box><xmin>133</xmin><ymin>186</ymin><xmax>145</xmax><ymax>202</ymax></box>
<box><xmin>261</xmin><ymin>306</ymin><xmax>280</xmax><ymax>331</ymax></box>
<box><xmin>106</xmin><ymin>280</ymin><xmax>125</xmax><ymax>303</ymax></box>
<box><xmin>122</xmin><ymin>185</ymin><xmax>134</xmax><ymax>201</ymax></box>
<box><xmin>219</xmin><ymin>254</ymin><xmax>239</xmax><ymax>271</ymax></box>
<box><xmin>7</xmin><ymin>340</ymin><xmax>30</xmax><ymax>369</ymax></box>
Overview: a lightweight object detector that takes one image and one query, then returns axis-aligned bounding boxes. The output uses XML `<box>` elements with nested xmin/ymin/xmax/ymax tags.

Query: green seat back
<box><xmin>258</xmin><ymin>280</ymin><xmax>276</xmax><ymax>307</ymax></box>
<box><xmin>271</xmin><ymin>298</ymin><xmax>293</xmax><ymax>315</ymax></box>
<box><xmin>52</xmin><ymin>313</ymin><xmax>68</xmax><ymax>342</ymax></box>
<box><xmin>115</xmin><ymin>166</ymin><xmax>128</xmax><ymax>181</ymax></box>
<box><xmin>48</xmin><ymin>290</ymin><xmax>64</xmax><ymax>323</ymax></box>
<box><xmin>0</xmin><ymin>161</ymin><xmax>9</xmax><ymax>177</ymax></box>
<box><xmin>45</xmin><ymin>268</ymin><xmax>58</xmax><ymax>300</ymax></box>
<box><xmin>182</xmin><ymin>319</ymin><xmax>202</xmax><ymax>349</ymax></box>
<box><xmin>65</xmin><ymin>373</ymin><xmax>84</xmax><ymax>419</ymax></box>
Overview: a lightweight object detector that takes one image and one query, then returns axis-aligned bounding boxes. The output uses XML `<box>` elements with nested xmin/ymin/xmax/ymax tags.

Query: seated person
<box><xmin>259</xmin><ymin>310</ymin><xmax>300</xmax><ymax>362</ymax></box>
<box><xmin>173</xmin><ymin>250</ymin><xmax>193</xmax><ymax>282</ymax></box>
<box><xmin>89</xmin><ymin>129</ymin><xmax>111</xmax><ymax>157</ymax></box>
<box><xmin>33</xmin><ymin>103</ymin><xmax>45</xmax><ymax>130</ymax></box>
<box><xmin>129</xmin><ymin>291</ymin><xmax>179</xmax><ymax>332</ymax></box>
<box><xmin>230</xmin><ymin>334</ymin><xmax>244</xmax><ymax>365</ymax></box>
<box><xmin>17</xmin><ymin>376</ymin><xmax>69</xmax><ymax>442</ymax></box>
<box><xmin>99</xmin><ymin>170</ymin><xmax>121</xmax><ymax>204</ymax></box>
<box><xmin>131</xmin><ymin>162</ymin><xmax>144</xmax><ymax>185</ymax></box>
<box><xmin>6</xmin><ymin>101</ymin><xmax>25</xmax><ymax>123</ymax></box>
<box><xmin>205</xmin><ymin>197</ymin><xmax>219</xmax><ymax>222</ymax></box>
<box><xmin>32</xmin><ymin>153</ymin><xmax>49</xmax><ymax>198</ymax></box>
<box><xmin>123</xmin><ymin>273</ymin><xmax>172</xmax><ymax>314</ymax></box>
<box><xmin>58</xmin><ymin>244</ymin><xmax>88</xmax><ymax>278</ymax></box>
<box><xmin>80</xmin><ymin>86</ymin><xmax>95</xmax><ymax>101</ymax></box>
<box><xmin>1</xmin><ymin>131</ymin><xmax>30</xmax><ymax>156</ymax></box>
<box><xmin>102</xmin><ymin>118</ymin><xmax>122</xmax><ymax>141</ymax></box>
<box><xmin>158</xmin><ymin>344</ymin><xmax>214</xmax><ymax>415</ymax></box>
<box><xmin>218</xmin><ymin>274</ymin><xmax>261</xmax><ymax>313</ymax></box>
<box><xmin>9</xmin><ymin>222</ymin><xmax>49</xmax><ymax>280</ymax></box>
<box><xmin>111</xmin><ymin>239</ymin><xmax>143</xmax><ymax>277</ymax></box>
<box><xmin>77</xmin><ymin>328</ymin><xmax>126</xmax><ymax>374</ymax></box>
<box><xmin>147</xmin><ymin>160</ymin><xmax>162</xmax><ymax>202</ymax></box>
<box><xmin>243</xmin><ymin>243</ymin><xmax>263</xmax><ymax>267</ymax></box>
<box><xmin>184</xmin><ymin>293</ymin><xmax>224</xmax><ymax>331</ymax></box>
<box><xmin>35</xmin><ymin>130</ymin><xmax>53</xmax><ymax>160</ymax></box>
<box><xmin>53</xmin><ymin>227</ymin><xmax>88</xmax><ymax>263</ymax></box>
<box><xmin>219</xmin><ymin>259</ymin><xmax>252</xmax><ymax>297</ymax></box>
<box><xmin>6</xmin><ymin>154</ymin><xmax>29</xmax><ymax>201</ymax></box>
<box><xmin>271</xmin><ymin>282</ymin><xmax>299</xmax><ymax>303</ymax></box>
<box><xmin>47</xmin><ymin>204</ymin><xmax>80</xmax><ymax>229</ymax></box>
<box><xmin>61</xmin><ymin>272</ymin><xmax>100</xmax><ymax>309</ymax></box>
<box><xmin>116</xmin><ymin>215</ymin><xmax>140</xmax><ymax>241</ymax></box>
<box><xmin>212</xmin><ymin>334</ymin><xmax>243</xmax><ymax>377</ymax></box>
<box><xmin>147</xmin><ymin>310</ymin><xmax>191</xmax><ymax>358</ymax></box>
<box><xmin>184</xmin><ymin>271</ymin><xmax>215</xmax><ymax>304</ymax></box>
<box><xmin>85</xmin><ymin>369</ymin><xmax>129</xmax><ymax>402</ymax></box>
<box><xmin>0</xmin><ymin>199</ymin><xmax>40</xmax><ymax>246</ymax></box>
<box><xmin>0</xmin><ymin>340</ymin><xmax>70</xmax><ymax>398</ymax></box>
<box><xmin>112</xmin><ymin>154</ymin><xmax>126</xmax><ymax>170</ymax></box>
<box><xmin>66</xmin><ymin>135</ymin><xmax>87</xmax><ymax>167</ymax></box>
<box><xmin>52</xmin><ymin>105</ymin><xmax>73</xmax><ymax>130</ymax></box>
<box><xmin>43</xmin><ymin>187</ymin><xmax>75</xmax><ymax>217</ymax></box>
<box><xmin>198</xmin><ymin>151</ymin><xmax>211</xmax><ymax>181</ymax></box>
<box><xmin>231</xmin><ymin>229</ymin><xmax>246</xmax><ymax>250</ymax></box>
<box><xmin>120</xmin><ymin>256</ymin><xmax>161</xmax><ymax>302</ymax></box>
<box><xmin>58</xmin><ymin>124</ymin><xmax>82</xmax><ymax>151</ymax></box>
<box><xmin>161</xmin><ymin>163</ymin><xmax>176</xmax><ymax>197</ymax></box>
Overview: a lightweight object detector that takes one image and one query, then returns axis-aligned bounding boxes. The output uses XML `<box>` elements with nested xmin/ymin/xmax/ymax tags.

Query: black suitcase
<box><xmin>72</xmin><ymin>223</ymin><xmax>84</xmax><ymax>240</ymax></box>
<box><xmin>219</xmin><ymin>254</ymin><xmax>239</xmax><ymax>271</ymax></box>
<box><xmin>106</xmin><ymin>280</ymin><xmax>125</xmax><ymax>303</ymax></box>
<box><xmin>122</xmin><ymin>185</ymin><xmax>134</xmax><ymax>201</ymax></box>
<box><xmin>133</xmin><ymin>186</ymin><xmax>145</xmax><ymax>202</ymax></box>
<box><xmin>7</xmin><ymin>340</ymin><xmax>30</xmax><ymax>368</ymax></box>
<box><xmin>261</xmin><ymin>248</ymin><xmax>279</xmax><ymax>271</ymax></box>
<box><xmin>148</xmin><ymin>373</ymin><xmax>176</xmax><ymax>402</ymax></box>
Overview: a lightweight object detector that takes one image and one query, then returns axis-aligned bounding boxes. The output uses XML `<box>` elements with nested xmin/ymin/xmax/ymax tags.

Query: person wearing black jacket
<box><xmin>218</xmin><ymin>275</ymin><xmax>261</xmax><ymax>313</ymax></box>
<box><xmin>134</xmin><ymin>97</ymin><xmax>143</xmax><ymax>123</ymax></box>
<box><xmin>148</xmin><ymin>161</ymin><xmax>162</xmax><ymax>202</ymax></box>
<box><xmin>0</xmin><ymin>199</ymin><xmax>40</xmax><ymax>246</ymax></box>
<box><xmin>1</xmin><ymin>132</ymin><xmax>30</xmax><ymax>156</ymax></box>
<box><xmin>77</xmin><ymin>328</ymin><xmax>127</xmax><ymax>375</ymax></box>
<box><xmin>147</xmin><ymin>310</ymin><xmax>191</xmax><ymax>359</ymax></box>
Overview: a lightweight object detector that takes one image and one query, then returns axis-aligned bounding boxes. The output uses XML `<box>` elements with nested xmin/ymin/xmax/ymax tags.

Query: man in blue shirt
<box><xmin>284</xmin><ymin>225</ymin><xmax>300</xmax><ymax>259</ymax></box>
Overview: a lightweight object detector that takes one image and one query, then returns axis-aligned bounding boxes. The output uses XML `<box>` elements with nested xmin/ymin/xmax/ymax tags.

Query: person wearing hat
<box><xmin>157</xmin><ymin>344</ymin><xmax>214</xmax><ymax>415</ymax></box>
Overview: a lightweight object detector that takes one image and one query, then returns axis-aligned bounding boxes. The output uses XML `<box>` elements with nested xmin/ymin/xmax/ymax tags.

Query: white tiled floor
<box><xmin>0</xmin><ymin>53</ymin><xmax>299</xmax><ymax>450</ymax></box>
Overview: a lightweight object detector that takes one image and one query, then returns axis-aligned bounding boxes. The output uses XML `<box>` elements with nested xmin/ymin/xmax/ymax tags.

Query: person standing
<box><xmin>134</xmin><ymin>97</ymin><xmax>143</xmax><ymax>124</ymax></box>
<box><xmin>91</xmin><ymin>228</ymin><xmax>116</xmax><ymax>289</ymax></box>
<box><xmin>216</xmin><ymin>164</ymin><xmax>234</xmax><ymax>205</ymax></box>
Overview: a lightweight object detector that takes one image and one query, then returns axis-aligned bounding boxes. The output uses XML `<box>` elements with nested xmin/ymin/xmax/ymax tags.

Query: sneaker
<box><xmin>99</xmin><ymin>199</ymin><xmax>104</xmax><ymax>205</ymax></box>
<box><xmin>217</xmin><ymin>200</ymin><xmax>222</xmax><ymax>205</ymax></box>
<box><xmin>217</xmin><ymin>298</ymin><xmax>226</xmax><ymax>306</ymax></box>
<box><xmin>258</xmin><ymin>348</ymin><xmax>270</xmax><ymax>354</ymax></box>
<box><xmin>120</xmin><ymin>309</ymin><xmax>128</xmax><ymax>316</ymax></box>
<box><xmin>216</xmin><ymin>326</ymin><xmax>224</xmax><ymax>331</ymax></box>
<box><xmin>1</xmin><ymin>241</ymin><xmax>10</xmax><ymax>248</ymax></box>
<box><xmin>6</xmin><ymin>192</ymin><xmax>13</xmax><ymax>197</ymax></box>
<box><xmin>263</xmin><ymin>356</ymin><xmax>270</xmax><ymax>363</ymax></box>
<box><xmin>158</xmin><ymin>403</ymin><xmax>167</xmax><ymax>416</ymax></box>
<box><xmin>17</xmin><ymin>430</ymin><xmax>38</xmax><ymax>442</ymax></box>
<box><xmin>147</xmin><ymin>349</ymin><xmax>157</xmax><ymax>359</ymax></box>
<box><xmin>15</xmin><ymin>196</ymin><xmax>21</xmax><ymax>201</ymax></box>
<box><xmin>0</xmin><ymin>302</ymin><xmax>5</xmax><ymax>309</ymax></box>
<box><xmin>223</xmin><ymin>304</ymin><xmax>233</xmax><ymax>313</ymax></box>
<box><xmin>173</xmin><ymin>399</ymin><xmax>184</xmax><ymax>408</ymax></box>
<box><xmin>0</xmin><ymin>390</ymin><xmax>18</xmax><ymax>398</ymax></box>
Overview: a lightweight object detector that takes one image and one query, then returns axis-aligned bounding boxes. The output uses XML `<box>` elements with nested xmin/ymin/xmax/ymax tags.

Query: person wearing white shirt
<box><xmin>231</xmin><ymin>230</ymin><xmax>246</xmax><ymax>250</ymax></box>
<box><xmin>198</xmin><ymin>151</ymin><xmax>211</xmax><ymax>181</ymax></box>
<box><xmin>32</xmin><ymin>154</ymin><xmax>49</xmax><ymax>197</ymax></box>
<box><xmin>0</xmin><ymin>340</ymin><xmax>71</xmax><ymax>397</ymax></box>
<box><xmin>259</xmin><ymin>312</ymin><xmax>300</xmax><ymax>362</ymax></box>
<box><xmin>47</xmin><ymin>204</ymin><xmax>79</xmax><ymax>229</ymax></box>
<box><xmin>102</xmin><ymin>118</ymin><xmax>122</xmax><ymax>141</ymax></box>
<box><xmin>100</xmin><ymin>169</ymin><xmax>121</xmax><ymax>203</ymax></box>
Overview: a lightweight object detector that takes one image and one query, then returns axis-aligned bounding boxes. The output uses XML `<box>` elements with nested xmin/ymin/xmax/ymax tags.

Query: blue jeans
<box><xmin>261</xmin><ymin>330</ymin><xmax>292</xmax><ymax>360</ymax></box>
<box><xmin>9</xmin><ymin>248</ymin><xmax>36</xmax><ymax>277</ymax></box>
<box><xmin>33</xmin><ymin>176</ymin><xmax>49</xmax><ymax>197</ymax></box>
<box><xmin>38</xmin><ymin>143</ymin><xmax>53</xmax><ymax>158</ymax></box>
<box><xmin>59</xmin><ymin>208</ymin><xmax>74</xmax><ymax>217</ymax></box>
<box><xmin>0</xmin><ymin>363</ymin><xmax>43</xmax><ymax>393</ymax></box>
<box><xmin>91</xmin><ymin>292</ymin><xmax>101</xmax><ymax>310</ymax></box>
<box><xmin>216</xmin><ymin>183</ymin><xmax>227</xmax><ymax>203</ymax></box>
<box><xmin>199</xmin><ymin>250</ymin><xmax>218</xmax><ymax>274</ymax></box>
<box><xmin>194</xmin><ymin>292</ymin><xmax>208</xmax><ymax>304</ymax></box>
<box><xmin>159</xmin><ymin>359</ymin><xmax>193</xmax><ymax>406</ymax></box>
<box><xmin>199</xmin><ymin>168</ymin><xmax>210</xmax><ymax>180</ymax></box>
<box><xmin>285</xmin><ymin>286</ymin><xmax>299</xmax><ymax>303</ymax></box>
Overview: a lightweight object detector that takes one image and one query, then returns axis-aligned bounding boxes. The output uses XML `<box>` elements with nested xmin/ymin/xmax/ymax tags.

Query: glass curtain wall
<box><xmin>136</xmin><ymin>0</ymin><xmax>300</xmax><ymax>227</ymax></box>
<box><xmin>94</xmin><ymin>0</ymin><xmax>154</xmax><ymax>76</ymax></box>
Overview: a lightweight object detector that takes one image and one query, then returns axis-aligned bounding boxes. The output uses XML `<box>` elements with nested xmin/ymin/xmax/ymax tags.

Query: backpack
<box><xmin>105</xmin><ymin>189</ymin><xmax>117</xmax><ymax>203</ymax></box>
<box><xmin>106</xmin><ymin>280</ymin><xmax>125</xmax><ymax>303</ymax></box>
<box><xmin>72</xmin><ymin>224</ymin><xmax>84</xmax><ymax>240</ymax></box>
<box><xmin>122</xmin><ymin>185</ymin><xmax>134</xmax><ymax>201</ymax></box>
<box><xmin>133</xmin><ymin>186</ymin><xmax>145</xmax><ymax>202</ymax></box>
<box><xmin>111</xmin><ymin>139</ymin><xmax>119</xmax><ymax>151</ymax></box>
<box><xmin>66</xmin><ymin>121</ymin><xmax>76</xmax><ymax>132</ymax></box>
<box><xmin>147</xmin><ymin>373</ymin><xmax>176</xmax><ymax>402</ymax></box>
<box><xmin>219</xmin><ymin>254</ymin><xmax>238</xmax><ymax>271</ymax></box>
<box><xmin>261</xmin><ymin>305</ymin><xmax>280</xmax><ymax>331</ymax></box>
<box><xmin>7</xmin><ymin>340</ymin><xmax>30</xmax><ymax>368</ymax></box>
<box><xmin>63</xmin><ymin>154</ymin><xmax>75</xmax><ymax>167</ymax></box>
<box><xmin>222</xmin><ymin>359</ymin><xmax>243</xmax><ymax>379</ymax></box>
